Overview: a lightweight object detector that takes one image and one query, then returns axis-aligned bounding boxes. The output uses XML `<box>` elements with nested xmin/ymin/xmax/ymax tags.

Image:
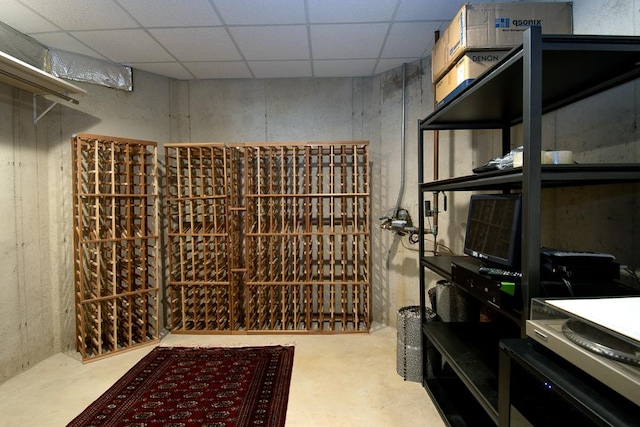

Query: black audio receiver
<box><xmin>451</xmin><ymin>259</ymin><xmax>521</xmax><ymax>310</ymax></box>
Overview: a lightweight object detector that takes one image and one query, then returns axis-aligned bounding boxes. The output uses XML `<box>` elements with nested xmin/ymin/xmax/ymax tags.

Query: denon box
<box><xmin>432</xmin><ymin>2</ymin><xmax>573</xmax><ymax>82</ymax></box>
<box><xmin>435</xmin><ymin>49</ymin><xmax>511</xmax><ymax>107</ymax></box>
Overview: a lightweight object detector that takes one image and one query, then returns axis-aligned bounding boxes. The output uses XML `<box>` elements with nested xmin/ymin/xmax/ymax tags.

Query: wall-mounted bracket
<box><xmin>33</xmin><ymin>94</ymin><xmax>60</xmax><ymax>125</ymax></box>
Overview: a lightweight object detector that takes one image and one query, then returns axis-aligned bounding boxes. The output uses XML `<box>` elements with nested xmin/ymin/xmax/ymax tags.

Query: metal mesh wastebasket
<box><xmin>397</xmin><ymin>305</ymin><xmax>435</xmax><ymax>382</ymax></box>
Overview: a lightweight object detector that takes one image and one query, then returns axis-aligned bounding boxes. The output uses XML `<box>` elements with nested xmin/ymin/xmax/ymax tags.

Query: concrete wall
<box><xmin>0</xmin><ymin>0</ymin><xmax>639</xmax><ymax>384</ymax></box>
<box><xmin>0</xmin><ymin>71</ymin><xmax>171</xmax><ymax>383</ymax></box>
<box><xmin>0</xmin><ymin>86</ymin><xmax>56</xmax><ymax>382</ymax></box>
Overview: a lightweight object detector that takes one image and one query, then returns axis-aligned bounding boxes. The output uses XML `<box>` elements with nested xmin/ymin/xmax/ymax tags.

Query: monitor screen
<box><xmin>463</xmin><ymin>194</ymin><xmax>522</xmax><ymax>268</ymax></box>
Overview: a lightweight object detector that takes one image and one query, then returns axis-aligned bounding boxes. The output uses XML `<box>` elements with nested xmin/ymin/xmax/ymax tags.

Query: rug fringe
<box><xmin>157</xmin><ymin>343</ymin><xmax>296</xmax><ymax>349</ymax></box>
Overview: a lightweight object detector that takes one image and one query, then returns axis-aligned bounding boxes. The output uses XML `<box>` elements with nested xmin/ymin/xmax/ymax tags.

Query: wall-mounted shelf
<box><xmin>0</xmin><ymin>50</ymin><xmax>86</xmax><ymax>101</ymax></box>
<box><xmin>0</xmin><ymin>50</ymin><xmax>87</xmax><ymax>124</ymax></box>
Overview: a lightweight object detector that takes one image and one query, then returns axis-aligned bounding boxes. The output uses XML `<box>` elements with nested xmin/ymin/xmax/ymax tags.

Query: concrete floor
<box><xmin>0</xmin><ymin>323</ymin><xmax>445</xmax><ymax>426</ymax></box>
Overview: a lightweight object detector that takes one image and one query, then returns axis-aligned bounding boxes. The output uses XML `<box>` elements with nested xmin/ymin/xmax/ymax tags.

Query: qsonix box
<box><xmin>431</xmin><ymin>2</ymin><xmax>573</xmax><ymax>82</ymax></box>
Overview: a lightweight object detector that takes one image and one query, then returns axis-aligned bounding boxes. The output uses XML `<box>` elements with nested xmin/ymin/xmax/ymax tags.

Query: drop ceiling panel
<box><xmin>128</xmin><ymin>62</ymin><xmax>194</xmax><ymax>80</ymax></box>
<box><xmin>395</xmin><ymin>0</ymin><xmax>462</xmax><ymax>21</ymax></box>
<box><xmin>230</xmin><ymin>26</ymin><xmax>310</xmax><ymax>61</ymax></box>
<box><xmin>184</xmin><ymin>61</ymin><xmax>253</xmax><ymax>79</ymax></box>
<box><xmin>19</xmin><ymin>0</ymin><xmax>138</xmax><ymax>31</ymax></box>
<box><xmin>249</xmin><ymin>61</ymin><xmax>313</xmax><ymax>79</ymax></box>
<box><xmin>117</xmin><ymin>0</ymin><xmax>222</xmax><ymax>27</ymax></box>
<box><xmin>0</xmin><ymin>0</ymin><xmax>490</xmax><ymax>79</ymax></box>
<box><xmin>307</xmin><ymin>0</ymin><xmax>397</xmax><ymax>23</ymax></box>
<box><xmin>149</xmin><ymin>28</ymin><xmax>241</xmax><ymax>62</ymax></box>
<box><xmin>249</xmin><ymin>60</ymin><xmax>312</xmax><ymax>79</ymax></box>
<box><xmin>1</xmin><ymin>0</ymin><xmax>59</xmax><ymax>33</ymax></box>
<box><xmin>382</xmin><ymin>22</ymin><xmax>441</xmax><ymax>59</ymax></box>
<box><xmin>314</xmin><ymin>59</ymin><xmax>377</xmax><ymax>78</ymax></box>
<box><xmin>72</xmin><ymin>29</ymin><xmax>174</xmax><ymax>63</ymax></box>
<box><xmin>31</xmin><ymin>32</ymin><xmax>106</xmax><ymax>60</ymax></box>
<box><xmin>311</xmin><ymin>23</ymin><xmax>389</xmax><ymax>59</ymax></box>
<box><xmin>214</xmin><ymin>0</ymin><xmax>307</xmax><ymax>25</ymax></box>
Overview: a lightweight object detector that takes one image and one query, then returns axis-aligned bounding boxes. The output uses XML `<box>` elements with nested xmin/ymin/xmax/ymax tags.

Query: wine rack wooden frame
<box><xmin>233</xmin><ymin>141</ymin><xmax>370</xmax><ymax>333</ymax></box>
<box><xmin>164</xmin><ymin>143</ymin><xmax>241</xmax><ymax>333</ymax></box>
<box><xmin>72</xmin><ymin>133</ymin><xmax>160</xmax><ymax>362</ymax></box>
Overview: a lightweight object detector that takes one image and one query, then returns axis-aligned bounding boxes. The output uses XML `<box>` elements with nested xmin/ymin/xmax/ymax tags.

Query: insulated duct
<box><xmin>47</xmin><ymin>49</ymin><xmax>132</xmax><ymax>91</ymax></box>
<box><xmin>0</xmin><ymin>20</ymin><xmax>132</xmax><ymax>92</ymax></box>
<box><xmin>0</xmin><ymin>21</ymin><xmax>46</xmax><ymax>70</ymax></box>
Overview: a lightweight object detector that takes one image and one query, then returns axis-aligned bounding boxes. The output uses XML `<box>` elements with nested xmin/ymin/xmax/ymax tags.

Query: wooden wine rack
<box><xmin>164</xmin><ymin>143</ymin><xmax>242</xmax><ymax>333</ymax></box>
<box><xmin>235</xmin><ymin>142</ymin><xmax>370</xmax><ymax>332</ymax></box>
<box><xmin>71</xmin><ymin>133</ymin><xmax>160</xmax><ymax>361</ymax></box>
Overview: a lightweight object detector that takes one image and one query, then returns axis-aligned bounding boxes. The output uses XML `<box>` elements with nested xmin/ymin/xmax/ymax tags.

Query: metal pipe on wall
<box><xmin>393</xmin><ymin>62</ymin><xmax>408</xmax><ymax>219</ymax></box>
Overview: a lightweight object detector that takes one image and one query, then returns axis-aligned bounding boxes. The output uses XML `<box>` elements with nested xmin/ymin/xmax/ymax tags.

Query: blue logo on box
<box><xmin>495</xmin><ymin>18</ymin><xmax>510</xmax><ymax>28</ymax></box>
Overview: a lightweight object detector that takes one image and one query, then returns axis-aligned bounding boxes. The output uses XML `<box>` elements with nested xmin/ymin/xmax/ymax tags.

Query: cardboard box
<box><xmin>435</xmin><ymin>50</ymin><xmax>511</xmax><ymax>108</ymax></box>
<box><xmin>432</xmin><ymin>2</ymin><xmax>572</xmax><ymax>82</ymax></box>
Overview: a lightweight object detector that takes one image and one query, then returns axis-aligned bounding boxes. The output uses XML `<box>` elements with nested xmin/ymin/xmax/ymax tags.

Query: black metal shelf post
<box><xmin>521</xmin><ymin>26</ymin><xmax>543</xmax><ymax>323</ymax></box>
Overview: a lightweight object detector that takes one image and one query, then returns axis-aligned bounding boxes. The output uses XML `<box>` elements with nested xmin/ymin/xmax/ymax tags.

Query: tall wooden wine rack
<box><xmin>235</xmin><ymin>142</ymin><xmax>370</xmax><ymax>332</ymax></box>
<box><xmin>72</xmin><ymin>133</ymin><xmax>160</xmax><ymax>361</ymax></box>
<box><xmin>74</xmin><ymin>139</ymin><xmax>369</xmax><ymax>346</ymax></box>
<box><xmin>164</xmin><ymin>143</ymin><xmax>241</xmax><ymax>333</ymax></box>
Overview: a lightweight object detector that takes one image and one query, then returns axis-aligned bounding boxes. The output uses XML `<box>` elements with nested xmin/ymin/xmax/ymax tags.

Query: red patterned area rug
<box><xmin>67</xmin><ymin>346</ymin><xmax>295</xmax><ymax>427</ymax></box>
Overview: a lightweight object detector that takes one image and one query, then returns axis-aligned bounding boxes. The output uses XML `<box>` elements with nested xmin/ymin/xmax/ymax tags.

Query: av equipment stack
<box><xmin>417</xmin><ymin>28</ymin><xmax>640</xmax><ymax>425</ymax></box>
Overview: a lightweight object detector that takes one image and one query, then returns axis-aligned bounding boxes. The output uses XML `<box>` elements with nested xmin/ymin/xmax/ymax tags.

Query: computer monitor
<box><xmin>463</xmin><ymin>193</ymin><xmax>522</xmax><ymax>269</ymax></box>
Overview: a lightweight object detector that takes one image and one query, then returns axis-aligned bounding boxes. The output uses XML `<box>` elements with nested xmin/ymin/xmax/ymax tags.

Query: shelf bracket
<box><xmin>33</xmin><ymin>93</ymin><xmax>60</xmax><ymax>125</ymax></box>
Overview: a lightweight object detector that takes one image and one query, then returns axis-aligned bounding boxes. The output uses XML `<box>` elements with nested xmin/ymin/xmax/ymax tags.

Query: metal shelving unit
<box><xmin>417</xmin><ymin>28</ymin><xmax>640</xmax><ymax>426</ymax></box>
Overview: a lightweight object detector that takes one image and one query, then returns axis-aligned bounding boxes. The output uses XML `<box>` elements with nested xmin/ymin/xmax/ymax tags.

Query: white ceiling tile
<box><xmin>311</xmin><ymin>23</ymin><xmax>388</xmax><ymax>59</ymax></box>
<box><xmin>249</xmin><ymin>61</ymin><xmax>312</xmax><ymax>78</ymax></box>
<box><xmin>308</xmin><ymin>0</ymin><xmax>397</xmax><ymax>23</ymax></box>
<box><xmin>214</xmin><ymin>0</ymin><xmax>306</xmax><ymax>25</ymax></box>
<box><xmin>3</xmin><ymin>1</ymin><xmax>451</xmax><ymax>79</ymax></box>
<box><xmin>382</xmin><ymin>22</ymin><xmax>440</xmax><ymax>58</ymax></box>
<box><xmin>128</xmin><ymin>62</ymin><xmax>194</xmax><ymax>80</ymax></box>
<box><xmin>313</xmin><ymin>59</ymin><xmax>376</xmax><ymax>77</ymax></box>
<box><xmin>150</xmin><ymin>27</ymin><xmax>241</xmax><ymax>62</ymax></box>
<box><xmin>30</xmin><ymin>32</ymin><xmax>106</xmax><ymax>59</ymax></box>
<box><xmin>231</xmin><ymin>26</ymin><xmax>309</xmax><ymax>61</ymax></box>
<box><xmin>0</xmin><ymin>0</ymin><xmax>59</xmax><ymax>33</ymax></box>
<box><xmin>395</xmin><ymin>0</ymin><xmax>461</xmax><ymax>21</ymax></box>
<box><xmin>184</xmin><ymin>61</ymin><xmax>253</xmax><ymax>79</ymax></box>
<box><xmin>19</xmin><ymin>0</ymin><xmax>138</xmax><ymax>31</ymax></box>
<box><xmin>117</xmin><ymin>0</ymin><xmax>221</xmax><ymax>27</ymax></box>
<box><xmin>72</xmin><ymin>29</ymin><xmax>173</xmax><ymax>62</ymax></box>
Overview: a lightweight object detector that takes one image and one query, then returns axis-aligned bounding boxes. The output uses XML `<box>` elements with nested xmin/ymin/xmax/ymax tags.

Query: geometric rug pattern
<box><xmin>66</xmin><ymin>346</ymin><xmax>295</xmax><ymax>427</ymax></box>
